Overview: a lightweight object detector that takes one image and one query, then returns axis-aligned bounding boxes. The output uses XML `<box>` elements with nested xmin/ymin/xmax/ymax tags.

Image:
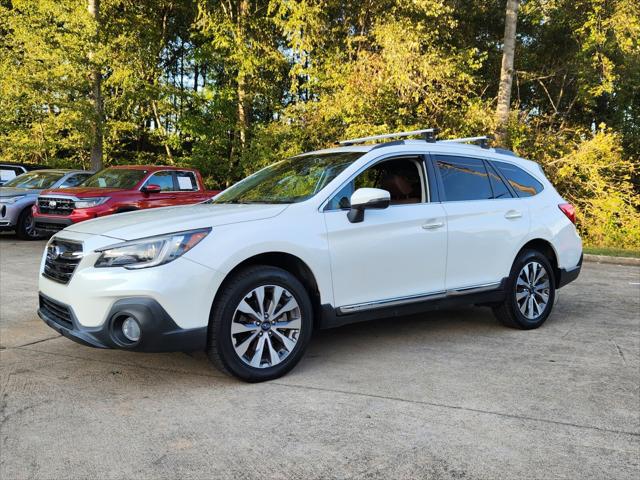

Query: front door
<box><xmin>323</xmin><ymin>155</ymin><xmax>447</xmax><ymax>310</ymax></box>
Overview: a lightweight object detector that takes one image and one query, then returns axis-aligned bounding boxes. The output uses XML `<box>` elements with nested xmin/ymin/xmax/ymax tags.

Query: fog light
<box><xmin>122</xmin><ymin>316</ymin><xmax>141</xmax><ymax>342</ymax></box>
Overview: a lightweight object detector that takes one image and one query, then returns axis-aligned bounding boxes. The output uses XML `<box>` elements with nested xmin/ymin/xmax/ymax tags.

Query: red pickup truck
<box><xmin>34</xmin><ymin>165</ymin><xmax>219</xmax><ymax>234</ymax></box>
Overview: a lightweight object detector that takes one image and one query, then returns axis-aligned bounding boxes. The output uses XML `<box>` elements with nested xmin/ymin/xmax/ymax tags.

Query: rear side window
<box><xmin>493</xmin><ymin>161</ymin><xmax>544</xmax><ymax>197</ymax></box>
<box><xmin>486</xmin><ymin>162</ymin><xmax>512</xmax><ymax>199</ymax></box>
<box><xmin>435</xmin><ymin>155</ymin><xmax>492</xmax><ymax>201</ymax></box>
<box><xmin>176</xmin><ymin>171</ymin><xmax>198</xmax><ymax>191</ymax></box>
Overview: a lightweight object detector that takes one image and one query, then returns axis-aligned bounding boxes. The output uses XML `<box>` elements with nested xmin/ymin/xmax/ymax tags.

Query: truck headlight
<box><xmin>94</xmin><ymin>228</ymin><xmax>211</xmax><ymax>269</ymax></box>
<box><xmin>75</xmin><ymin>197</ymin><xmax>110</xmax><ymax>208</ymax></box>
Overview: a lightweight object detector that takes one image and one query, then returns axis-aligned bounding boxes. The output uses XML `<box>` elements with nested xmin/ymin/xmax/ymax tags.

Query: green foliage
<box><xmin>0</xmin><ymin>0</ymin><xmax>637</xmax><ymax>246</ymax></box>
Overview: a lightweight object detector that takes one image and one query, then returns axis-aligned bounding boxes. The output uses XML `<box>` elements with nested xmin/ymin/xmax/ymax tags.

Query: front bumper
<box><xmin>38</xmin><ymin>293</ymin><xmax>207</xmax><ymax>352</ymax></box>
<box><xmin>557</xmin><ymin>253</ymin><xmax>583</xmax><ymax>288</ymax></box>
<box><xmin>0</xmin><ymin>200</ymin><xmax>32</xmax><ymax>229</ymax></box>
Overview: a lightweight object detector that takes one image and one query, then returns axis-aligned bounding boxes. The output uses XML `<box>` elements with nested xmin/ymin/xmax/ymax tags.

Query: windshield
<box><xmin>2</xmin><ymin>171</ymin><xmax>65</xmax><ymax>189</ymax></box>
<box><xmin>83</xmin><ymin>168</ymin><xmax>147</xmax><ymax>189</ymax></box>
<box><xmin>212</xmin><ymin>152</ymin><xmax>363</xmax><ymax>204</ymax></box>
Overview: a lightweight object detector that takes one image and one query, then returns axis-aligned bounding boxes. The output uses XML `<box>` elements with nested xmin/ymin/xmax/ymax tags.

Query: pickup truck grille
<box><xmin>38</xmin><ymin>196</ymin><xmax>75</xmax><ymax>215</ymax></box>
<box><xmin>43</xmin><ymin>239</ymin><xmax>83</xmax><ymax>284</ymax></box>
<box><xmin>39</xmin><ymin>294</ymin><xmax>73</xmax><ymax>329</ymax></box>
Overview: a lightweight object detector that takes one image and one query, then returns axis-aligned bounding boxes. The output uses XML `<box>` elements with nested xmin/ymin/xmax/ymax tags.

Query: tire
<box><xmin>207</xmin><ymin>265</ymin><xmax>314</xmax><ymax>382</ymax></box>
<box><xmin>492</xmin><ymin>249</ymin><xmax>556</xmax><ymax>329</ymax></box>
<box><xmin>16</xmin><ymin>207</ymin><xmax>42</xmax><ymax>240</ymax></box>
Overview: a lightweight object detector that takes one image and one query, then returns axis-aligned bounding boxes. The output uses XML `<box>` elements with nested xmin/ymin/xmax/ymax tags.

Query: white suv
<box><xmin>38</xmin><ymin>130</ymin><xmax>582</xmax><ymax>381</ymax></box>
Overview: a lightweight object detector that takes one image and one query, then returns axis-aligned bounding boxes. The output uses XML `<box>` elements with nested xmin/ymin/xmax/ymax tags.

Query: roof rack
<box><xmin>439</xmin><ymin>136</ymin><xmax>492</xmax><ymax>149</ymax></box>
<box><xmin>338</xmin><ymin>128</ymin><xmax>439</xmax><ymax>146</ymax></box>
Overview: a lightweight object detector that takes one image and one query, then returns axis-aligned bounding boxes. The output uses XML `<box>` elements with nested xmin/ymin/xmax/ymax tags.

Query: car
<box><xmin>37</xmin><ymin>129</ymin><xmax>583</xmax><ymax>382</ymax></box>
<box><xmin>0</xmin><ymin>163</ymin><xmax>49</xmax><ymax>186</ymax></box>
<box><xmin>0</xmin><ymin>169</ymin><xmax>93</xmax><ymax>239</ymax></box>
<box><xmin>33</xmin><ymin>165</ymin><xmax>219</xmax><ymax>234</ymax></box>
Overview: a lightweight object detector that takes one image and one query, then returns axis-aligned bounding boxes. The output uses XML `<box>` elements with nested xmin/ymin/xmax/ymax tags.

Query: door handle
<box><xmin>422</xmin><ymin>220</ymin><xmax>445</xmax><ymax>230</ymax></box>
<box><xmin>505</xmin><ymin>210</ymin><xmax>522</xmax><ymax>219</ymax></box>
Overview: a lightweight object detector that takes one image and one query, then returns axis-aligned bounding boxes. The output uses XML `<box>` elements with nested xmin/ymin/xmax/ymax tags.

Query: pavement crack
<box><xmin>612</xmin><ymin>340</ymin><xmax>627</xmax><ymax>365</ymax></box>
<box><xmin>271</xmin><ymin>381</ymin><xmax>640</xmax><ymax>438</ymax></box>
<box><xmin>12</xmin><ymin>336</ymin><xmax>60</xmax><ymax>348</ymax></box>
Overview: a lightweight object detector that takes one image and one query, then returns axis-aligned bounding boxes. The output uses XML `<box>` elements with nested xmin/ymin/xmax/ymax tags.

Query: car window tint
<box><xmin>326</xmin><ymin>157</ymin><xmax>424</xmax><ymax>210</ymax></box>
<box><xmin>176</xmin><ymin>171</ymin><xmax>197</xmax><ymax>191</ymax></box>
<box><xmin>145</xmin><ymin>171</ymin><xmax>175</xmax><ymax>191</ymax></box>
<box><xmin>435</xmin><ymin>156</ymin><xmax>492</xmax><ymax>201</ymax></box>
<box><xmin>60</xmin><ymin>173</ymin><xmax>90</xmax><ymax>188</ymax></box>
<box><xmin>493</xmin><ymin>161</ymin><xmax>544</xmax><ymax>197</ymax></box>
<box><xmin>486</xmin><ymin>162</ymin><xmax>512</xmax><ymax>199</ymax></box>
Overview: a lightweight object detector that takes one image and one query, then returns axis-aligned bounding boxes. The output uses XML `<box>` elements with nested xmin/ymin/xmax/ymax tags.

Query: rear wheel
<box><xmin>207</xmin><ymin>266</ymin><xmax>313</xmax><ymax>382</ymax></box>
<box><xmin>16</xmin><ymin>207</ymin><xmax>42</xmax><ymax>240</ymax></box>
<box><xmin>492</xmin><ymin>249</ymin><xmax>556</xmax><ymax>329</ymax></box>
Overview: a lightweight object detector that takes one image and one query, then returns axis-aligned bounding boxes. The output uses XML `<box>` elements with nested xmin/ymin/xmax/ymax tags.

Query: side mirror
<box><xmin>141</xmin><ymin>184</ymin><xmax>161</xmax><ymax>194</ymax></box>
<box><xmin>347</xmin><ymin>188</ymin><xmax>390</xmax><ymax>223</ymax></box>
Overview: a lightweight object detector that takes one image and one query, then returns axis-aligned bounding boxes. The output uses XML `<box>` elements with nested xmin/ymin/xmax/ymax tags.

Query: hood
<box><xmin>64</xmin><ymin>203</ymin><xmax>289</xmax><ymax>240</ymax></box>
<box><xmin>0</xmin><ymin>187</ymin><xmax>39</xmax><ymax>197</ymax></box>
<box><xmin>40</xmin><ymin>187</ymin><xmax>125</xmax><ymax>197</ymax></box>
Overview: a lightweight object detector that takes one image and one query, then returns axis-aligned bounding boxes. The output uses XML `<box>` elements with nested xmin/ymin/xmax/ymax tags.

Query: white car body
<box><xmin>38</xmin><ymin>138</ymin><xmax>582</xmax><ymax>378</ymax></box>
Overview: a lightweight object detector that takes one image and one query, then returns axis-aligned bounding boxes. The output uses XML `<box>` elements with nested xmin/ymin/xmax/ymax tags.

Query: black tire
<box><xmin>207</xmin><ymin>265</ymin><xmax>314</xmax><ymax>382</ymax></box>
<box><xmin>492</xmin><ymin>249</ymin><xmax>556</xmax><ymax>329</ymax></box>
<box><xmin>16</xmin><ymin>207</ymin><xmax>42</xmax><ymax>240</ymax></box>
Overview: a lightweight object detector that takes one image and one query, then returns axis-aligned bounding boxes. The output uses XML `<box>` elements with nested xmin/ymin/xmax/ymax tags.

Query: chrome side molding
<box><xmin>338</xmin><ymin>281</ymin><xmax>502</xmax><ymax>314</ymax></box>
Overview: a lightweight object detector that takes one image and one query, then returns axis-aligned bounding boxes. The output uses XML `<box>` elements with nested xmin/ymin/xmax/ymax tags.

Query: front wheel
<box><xmin>207</xmin><ymin>266</ymin><xmax>313</xmax><ymax>382</ymax></box>
<box><xmin>492</xmin><ymin>249</ymin><xmax>556</xmax><ymax>329</ymax></box>
<box><xmin>16</xmin><ymin>207</ymin><xmax>42</xmax><ymax>240</ymax></box>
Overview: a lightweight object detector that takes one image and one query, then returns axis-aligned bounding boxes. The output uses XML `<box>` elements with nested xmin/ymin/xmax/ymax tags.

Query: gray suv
<box><xmin>0</xmin><ymin>170</ymin><xmax>92</xmax><ymax>239</ymax></box>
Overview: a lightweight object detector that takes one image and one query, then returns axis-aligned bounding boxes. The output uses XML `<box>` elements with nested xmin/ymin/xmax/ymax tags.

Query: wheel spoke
<box><xmin>266</xmin><ymin>336</ymin><xmax>281</xmax><ymax>366</ymax></box>
<box><xmin>234</xmin><ymin>330</ymin><xmax>259</xmax><ymax>357</ymax></box>
<box><xmin>515</xmin><ymin>290</ymin><xmax>528</xmax><ymax>302</ymax></box>
<box><xmin>272</xmin><ymin>298</ymin><xmax>298</xmax><ymax>320</ymax></box>
<box><xmin>237</xmin><ymin>299</ymin><xmax>262</xmax><ymax>322</ymax></box>
<box><xmin>231</xmin><ymin>322</ymin><xmax>258</xmax><ymax>334</ymax></box>
<box><xmin>527</xmin><ymin>295</ymin><xmax>535</xmax><ymax>318</ymax></box>
<box><xmin>254</xmin><ymin>286</ymin><xmax>266</xmax><ymax>317</ymax></box>
<box><xmin>272</xmin><ymin>329</ymin><xmax>296</xmax><ymax>352</ymax></box>
<box><xmin>274</xmin><ymin>317</ymin><xmax>301</xmax><ymax>330</ymax></box>
<box><xmin>249</xmin><ymin>335</ymin><xmax>266</xmax><ymax>367</ymax></box>
<box><xmin>519</xmin><ymin>294</ymin><xmax>529</xmax><ymax>315</ymax></box>
<box><xmin>267</xmin><ymin>286</ymin><xmax>284</xmax><ymax>317</ymax></box>
<box><xmin>516</xmin><ymin>276</ymin><xmax>528</xmax><ymax>288</ymax></box>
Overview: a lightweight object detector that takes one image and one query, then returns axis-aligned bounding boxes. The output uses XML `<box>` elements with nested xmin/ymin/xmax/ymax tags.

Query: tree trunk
<box><xmin>495</xmin><ymin>0</ymin><xmax>519</xmax><ymax>146</ymax></box>
<box><xmin>236</xmin><ymin>0</ymin><xmax>249</xmax><ymax>152</ymax></box>
<box><xmin>88</xmin><ymin>0</ymin><xmax>103</xmax><ymax>170</ymax></box>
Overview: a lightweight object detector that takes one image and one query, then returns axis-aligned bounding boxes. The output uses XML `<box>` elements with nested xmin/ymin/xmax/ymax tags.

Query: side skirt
<box><xmin>319</xmin><ymin>279</ymin><xmax>507</xmax><ymax>329</ymax></box>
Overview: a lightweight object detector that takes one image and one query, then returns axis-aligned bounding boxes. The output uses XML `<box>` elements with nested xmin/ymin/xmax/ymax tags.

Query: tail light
<box><xmin>558</xmin><ymin>203</ymin><xmax>576</xmax><ymax>224</ymax></box>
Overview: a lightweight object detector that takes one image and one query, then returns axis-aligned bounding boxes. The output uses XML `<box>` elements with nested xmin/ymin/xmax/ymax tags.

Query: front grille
<box><xmin>39</xmin><ymin>294</ymin><xmax>73</xmax><ymax>329</ymax></box>
<box><xmin>38</xmin><ymin>196</ymin><xmax>75</xmax><ymax>215</ymax></box>
<box><xmin>43</xmin><ymin>239</ymin><xmax>83</xmax><ymax>284</ymax></box>
<box><xmin>35</xmin><ymin>221</ymin><xmax>67</xmax><ymax>233</ymax></box>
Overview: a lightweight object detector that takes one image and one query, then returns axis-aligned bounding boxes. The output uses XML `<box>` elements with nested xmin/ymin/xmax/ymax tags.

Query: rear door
<box><xmin>432</xmin><ymin>154</ymin><xmax>530</xmax><ymax>290</ymax></box>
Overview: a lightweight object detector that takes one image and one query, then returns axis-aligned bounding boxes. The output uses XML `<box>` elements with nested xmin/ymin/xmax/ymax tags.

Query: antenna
<box><xmin>338</xmin><ymin>128</ymin><xmax>439</xmax><ymax>146</ymax></box>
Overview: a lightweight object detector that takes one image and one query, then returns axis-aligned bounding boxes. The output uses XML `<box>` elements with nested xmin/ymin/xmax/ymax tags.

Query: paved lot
<box><xmin>1</xmin><ymin>234</ymin><xmax>639</xmax><ymax>479</ymax></box>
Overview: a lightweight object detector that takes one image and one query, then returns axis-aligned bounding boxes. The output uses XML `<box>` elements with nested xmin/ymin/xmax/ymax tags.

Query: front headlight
<box><xmin>0</xmin><ymin>195</ymin><xmax>26</xmax><ymax>204</ymax></box>
<box><xmin>75</xmin><ymin>197</ymin><xmax>110</xmax><ymax>208</ymax></box>
<box><xmin>94</xmin><ymin>228</ymin><xmax>211</xmax><ymax>269</ymax></box>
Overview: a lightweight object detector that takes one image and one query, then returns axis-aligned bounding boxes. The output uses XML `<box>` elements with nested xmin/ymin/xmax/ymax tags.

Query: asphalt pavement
<box><xmin>1</xmin><ymin>235</ymin><xmax>638</xmax><ymax>479</ymax></box>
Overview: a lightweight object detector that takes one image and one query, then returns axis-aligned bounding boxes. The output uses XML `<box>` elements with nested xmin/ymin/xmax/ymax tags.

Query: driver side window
<box><xmin>143</xmin><ymin>171</ymin><xmax>175</xmax><ymax>191</ymax></box>
<box><xmin>326</xmin><ymin>157</ymin><xmax>425</xmax><ymax>210</ymax></box>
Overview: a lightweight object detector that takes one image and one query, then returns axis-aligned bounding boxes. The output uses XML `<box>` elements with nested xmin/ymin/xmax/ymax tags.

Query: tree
<box><xmin>88</xmin><ymin>0</ymin><xmax>104</xmax><ymax>170</ymax></box>
<box><xmin>495</xmin><ymin>0</ymin><xmax>520</xmax><ymax>145</ymax></box>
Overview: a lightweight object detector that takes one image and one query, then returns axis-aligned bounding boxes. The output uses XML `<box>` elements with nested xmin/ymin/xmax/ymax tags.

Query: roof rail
<box><xmin>439</xmin><ymin>136</ymin><xmax>492</xmax><ymax>149</ymax></box>
<box><xmin>338</xmin><ymin>128</ymin><xmax>439</xmax><ymax>146</ymax></box>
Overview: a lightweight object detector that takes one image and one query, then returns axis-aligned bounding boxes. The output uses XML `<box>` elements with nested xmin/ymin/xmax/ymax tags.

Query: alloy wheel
<box><xmin>515</xmin><ymin>261</ymin><xmax>550</xmax><ymax>320</ymax></box>
<box><xmin>24</xmin><ymin>212</ymin><xmax>38</xmax><ymax>238</ymax></box>
<box><xmin>230</xmin><ymin>285</ymin><xmax>302</xmax><ymax>368</ymax></box>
